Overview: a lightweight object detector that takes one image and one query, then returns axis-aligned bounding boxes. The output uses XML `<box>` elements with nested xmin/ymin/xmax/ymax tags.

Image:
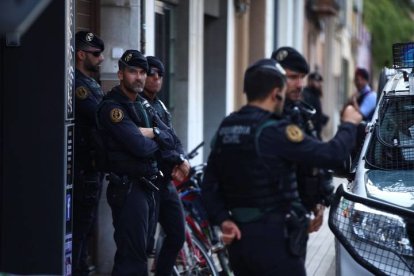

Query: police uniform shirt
<box><xmin>75</xmin><ymin>69</ymin><xmax>104</xmax><ymax>125</ymax></box>
<box><xmin>202</xmin><ymin>105</ymin><xmax>357</xmax><ymax>225</ymax></box>
<box><xmin>302</xmin><ymin>86</ymin><xmax>329</xmax><ymax>137</ymax></box>
<box><xmin>140</xmin><ymin>94</ymin><xmax>172</xmax><ymax>127</ymax></box>
<box><xmin>139</xmin><ymin>93</ymin><xmax>185</xmax><ymax>155</ymax></box>
<box><xmin>74</xmin><ymin>69</ymin><xmax>104</xmax><ymax>170</ymax></box>
<box><xmin>98</xmin><ymin>86</ymin><xmax>176</xmax><ymax>159</ymax></box>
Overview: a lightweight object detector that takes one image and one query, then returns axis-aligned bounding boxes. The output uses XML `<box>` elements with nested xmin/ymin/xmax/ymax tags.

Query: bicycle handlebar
<box><xmin>186</xmin><ymin>141</ymin><xmax>205</xmax><ymax>160</ymax></box>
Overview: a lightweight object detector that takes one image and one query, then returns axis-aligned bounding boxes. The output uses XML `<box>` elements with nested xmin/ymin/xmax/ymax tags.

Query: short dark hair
<box><xmin>244</xmin><ymin>59</ymin><xmax>286</xmax><ymax>102</ymax></box>
<box><xmin>355</xmin><ymin>67</ymin><xmax>369</xmax><ymax>81</ymax></box>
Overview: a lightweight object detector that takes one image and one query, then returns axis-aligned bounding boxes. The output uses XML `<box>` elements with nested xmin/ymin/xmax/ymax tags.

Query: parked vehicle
<box><xmin>329</xmin><ymin>42</ymin><xmax>414</xmax><ymax>276</ymax></box>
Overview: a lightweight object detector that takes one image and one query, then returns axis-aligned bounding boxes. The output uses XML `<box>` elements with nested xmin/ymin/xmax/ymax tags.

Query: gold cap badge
<box><xmin>125</xmin><ymin>53</ymin><xmax>133</xmax><ymax>62</ymax></box>
<box><xmin>86</xmin><ymin>32</ymin><xmax>94</xmax><ymax>42</ymax></box>
<box><xmin>285</xmin><ymin>124</ymin><xmax>304</xmax><ymax>143</ymax></box>
<box><xmin>75</xmin><ymin>86</ymin><xmax>89</xmax><ymax>100</ymax></box>
<box><xmin>276</xmin><ymin>50</ymin><xmax>288</xmax><ymax>62</ymax></box>
<box><xmin>110</xmin><ymin>108</ymin><xmax>124</xmax><ymax>123</ymax></box>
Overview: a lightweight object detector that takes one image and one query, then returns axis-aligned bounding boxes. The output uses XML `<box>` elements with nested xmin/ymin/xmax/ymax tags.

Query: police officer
<box><xmin>272</xmin><ymin>47</ymin><xmax>332</xmax><ymax>232</ymax></box>
<box><xmin>97</xmin><ymin>50</ymin><xmax>183</xmax><ymax>275</ymax></box>
<box><xmin>302</xmin><ymin>72</ymin><xmax>329</xmax><ymax>140</ymax></box>
<box><xmin>141</xmin><ymin>56</ymin><xmax>190</xmax><ymax>275</ymax></box>
<box><xmin>73</xmin><ymin>30</ymin><xmax>105</xmax><ymax>275</ymax></box>
<box><xmin>201</xmin><ymin>58</ymin><xmax>362</xmax><ymax>275</ymax></box>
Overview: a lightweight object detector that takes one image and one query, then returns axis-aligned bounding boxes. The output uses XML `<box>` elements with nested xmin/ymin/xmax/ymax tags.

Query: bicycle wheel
<box><xmin>173</xmin><ymin>235</ymin><xmax>219</xmax><ymax>276</ymax></box>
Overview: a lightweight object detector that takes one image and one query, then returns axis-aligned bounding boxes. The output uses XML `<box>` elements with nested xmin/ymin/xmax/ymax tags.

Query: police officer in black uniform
<box><xmin>302</xmin><ymin>72</ymin><xmax>329</xmax><ymax>140</ymax></box>
<box><xmin>141</xmin><ymin>56</ymin><xmax>190</xmax><ymax>275</ymax></box>
<box><xmin>201</xmin><ymin>58</ymin><xmax>362</xmax><ymax>275</ymax></box>
<box><xmin>73</xmin><ymin>30</ymin><xmax>105</xmax><ymax>275</ymax></box>
<box><xmin>97</xmin><ymin>50</ymin><xmax>184</xmax><ymax>275</ymax></box>
<box><xmin>272</xmin><ymin>47</ymin><xmax>333</xmax><ymax>232</ymax></box>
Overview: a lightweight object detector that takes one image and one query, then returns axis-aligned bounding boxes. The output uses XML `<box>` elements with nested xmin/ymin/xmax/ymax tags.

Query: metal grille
<box><xmin>393</xmin><ymin>42</ymin><xmax>414</xmax><ymax>69</ymax></box>
<box><xmin>329</xmin><ymin>186</ymin><xmax>414</xmax><ymax>276</ymax></box>
<box><xmin>366</xmin><ymin>95</ymin><xmax>414</xmax><ymax>170</ymax></box>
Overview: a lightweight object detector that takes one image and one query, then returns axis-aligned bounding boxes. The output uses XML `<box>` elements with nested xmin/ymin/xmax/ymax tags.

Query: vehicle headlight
<box><xmin>331</xmin><ymin>193</ymin><xmax>414</xmax><ymax>276</ymax></box>
<box><xmin>352</xmin><ymin>203</ymin><xmax>413</xmax><ymax>256</ymax></box>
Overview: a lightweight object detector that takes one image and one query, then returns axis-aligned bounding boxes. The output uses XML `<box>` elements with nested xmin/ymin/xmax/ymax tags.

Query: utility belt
<box><xmin>230</xmin><ymin>206</ymin><xmax>281</xmax><ymax>224</ymax></box>
<box><xmin>106</xmin><ymin>172</ymin><xmax>163</xmax><ymax>192</ymax></box>
<box><xmin>284</xmin><ymin>201</ymin><xmax>310</xmax><ymax>257</ymax></box>
<box><xmin>231</xmin><ymin>202</ymin><xmax>309</xmax><ymax>257</ymax></box>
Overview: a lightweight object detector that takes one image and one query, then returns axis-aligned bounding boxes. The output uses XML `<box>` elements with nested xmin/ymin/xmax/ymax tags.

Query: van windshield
<box><xmin>366</xmin><ymin>95</ymin><xmax>414</xmax><ymax>170</ymax></box>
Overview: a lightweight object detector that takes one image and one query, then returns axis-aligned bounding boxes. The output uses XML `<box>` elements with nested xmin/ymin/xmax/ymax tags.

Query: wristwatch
<box><xmin>153</xmin><ymin>127</ymin><xmax>161</xmax><ymax>139</ymax></box>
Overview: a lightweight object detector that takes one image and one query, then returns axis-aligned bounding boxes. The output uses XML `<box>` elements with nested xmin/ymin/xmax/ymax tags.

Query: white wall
<box><xmin>100</xmin><ymin>0</ymin><xmax>141</xmax><ymax>78</ymax></box>
<box><xmin>264</xmin><ymin>0</ymin><xmax>275</xmax><ymax>57</ymax></box>
<box><xmin>187</xmin><ymin>0</ymin><xmax>204</xmax><ymax>163</ymax></box>
<box><xmin>226</xmin><ymin>0</ymin><xmax>235</xmax><ymax>114</ymax></box>
<box><xmin>276</xmin><ymin>0</ymin><xmax>304</xmax><ymax>50</ymax></box>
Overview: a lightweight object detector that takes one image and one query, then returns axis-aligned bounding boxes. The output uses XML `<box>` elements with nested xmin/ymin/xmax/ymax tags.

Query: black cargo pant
<box><xmin>107</xmin><ymin>179</ymin><xmax>157</xmax><ymax>276</ymax></box>
<box><xmin>153</xmin><ymin>181</ymin><xmax>185</xmax><ymax>276</ymax></box>
<box><xmin>72</xmin><ymin>170</ymin><xmax>103</xmax><ymax>275</ymax></box>
<box><xmin>228</xmin><ymin>213</ymin><xmax>306</xmax><ymax>276</ymax></box>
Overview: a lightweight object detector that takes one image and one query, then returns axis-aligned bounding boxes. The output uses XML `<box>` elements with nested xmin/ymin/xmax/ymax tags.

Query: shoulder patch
<box><xmin>75</xmin><ymin>86</ymin><xmax>89</xmax><ymax>100</ymax></box>
<box><xmin>285</xmin><ymin>124</ymin><xmax>304</xmax><ymax>143</ymax></box>
<box><xmin>110</xmin><ymin>108</ymin><xmax>124</xmax><ymax>123</ymax></box>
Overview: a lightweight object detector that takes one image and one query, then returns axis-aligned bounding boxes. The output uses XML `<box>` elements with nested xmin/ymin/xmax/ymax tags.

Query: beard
<box><xmin>124</xmin><ymin>80</ymin><xmax>144</xmax><ymax>94</ymax></box>
<box><xmin>85</xmin><ymin>60</ymin><xmax>100</xmax><ymax>73</ymax></box>
<box><xmin>286</xmin><ymin>87</ymin><xmax>301</xmax><ymax>102</ymax></box>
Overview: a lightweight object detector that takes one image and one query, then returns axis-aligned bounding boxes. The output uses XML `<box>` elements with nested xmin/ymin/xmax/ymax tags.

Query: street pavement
<box><xmin>305</xmin><ymin>204</ymin><xmax>336</xmax><ymax>276</ymax></box>
<box><xmin>305</xmin><ymin>177</ymin><xmax>345</xmax><ymax>276</ymax></box>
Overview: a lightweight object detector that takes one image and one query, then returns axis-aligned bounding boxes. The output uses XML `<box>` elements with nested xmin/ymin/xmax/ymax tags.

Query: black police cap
<box><xmin>119</xmin><ymin>50</ymin><xmax>148</xmax><ymax>72</ymax></box>
<box><xmin>271</xmin><ymin>47</ymin><xmax>309</xmax><ymax>74</ymax></box>
<box><xmin>147</xmin><ymin>56</ymin><xmax>165</xmax><ymax>76</ymax></box>
<box><xmin>244</xmin><ymin>58</ymin><xmax>286</xmax><ymax>87</ymax></box>
<box><xmin>308</xmin><ymin>72</ymin><xmax>323</xmax><ymax>81</ymax></box>
<box><xmin>246</xmin><ymin>58</ymin><xmax>286</xmax><ymax>77</ymax></box>
<box><xmin>75</xmin><ymin>31</ymin><xmax>104</xmax><ymax>51</ymax></box>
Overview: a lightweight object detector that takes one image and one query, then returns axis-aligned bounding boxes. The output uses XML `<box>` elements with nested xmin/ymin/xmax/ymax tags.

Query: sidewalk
<box><xmin>305</xmin><ymin>177</ymin><xmax>346</xmax><ymax>276</ymax></box>
<box><xmin>305</xmin><ymin>206</ymin><xmax>336</xmax><ymax>276</ymax></box>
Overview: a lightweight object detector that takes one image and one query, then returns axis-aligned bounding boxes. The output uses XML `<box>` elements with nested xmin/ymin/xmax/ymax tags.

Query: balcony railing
<box><xmin>308</xmin><ymin>0</ymin><xmax>340</xmax><ymax>16</ymax></box>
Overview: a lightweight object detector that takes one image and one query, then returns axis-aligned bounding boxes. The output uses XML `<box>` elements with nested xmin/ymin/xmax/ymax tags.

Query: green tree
<box><xmin>364</xmin><ymin>0</ymin><xmax>414</xmax><ymax>71</ymax></box>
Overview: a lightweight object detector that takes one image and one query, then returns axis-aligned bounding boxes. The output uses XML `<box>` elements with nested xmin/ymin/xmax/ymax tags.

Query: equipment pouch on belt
<box><xmin>284</xmin><ymin>202</ymin><xmax>310</xmax><ymax>257</ymax></box>
<box><xmin>106</xmin><ymin>173</ymin><xmax>131</xmax><ymax>207</ymax></box>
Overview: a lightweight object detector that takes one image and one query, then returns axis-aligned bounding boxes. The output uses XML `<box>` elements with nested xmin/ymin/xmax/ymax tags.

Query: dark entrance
<box><xmin>0</xmin><ymin>1</ymin><xmax>74</xmax><ymax>274</ymax></box>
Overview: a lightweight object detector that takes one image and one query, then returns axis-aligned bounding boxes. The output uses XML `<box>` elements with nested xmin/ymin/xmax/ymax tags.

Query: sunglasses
<box><xmin>148</xmin><ymin>68</ymin><xmax>163</xmax><ymax>77</ymax></box>
<box><xmin>82</xmin><ymin>50</ymin><xmax>102</xmax><ymax>57</ymax></box>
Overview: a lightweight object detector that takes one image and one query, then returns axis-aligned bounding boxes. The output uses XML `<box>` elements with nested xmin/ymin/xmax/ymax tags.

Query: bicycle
<box><xmin>173</xmin><ymin>142</ymin><xmax>233</xmax><ymax>276</ymax></box>
<box><xmin>152</xmin><ymin>142</ymin><xmax>222</xmax><ymax>275</ymax></box>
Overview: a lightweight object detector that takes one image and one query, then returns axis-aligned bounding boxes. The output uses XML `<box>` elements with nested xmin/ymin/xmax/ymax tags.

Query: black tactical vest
<box><xmin>211</xmin><ymin>109</ymin><xmax>297</xmax><ymax>210</ymax></box>
<box><xmin>95</xmin><ymin>87</ymin><xmax>158</xmax><ymax>177</ymax></box>
<box><xmin>74</xmin><ymin>69</ymin><xmax>104</xmax><ymax>171</ymax></box>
